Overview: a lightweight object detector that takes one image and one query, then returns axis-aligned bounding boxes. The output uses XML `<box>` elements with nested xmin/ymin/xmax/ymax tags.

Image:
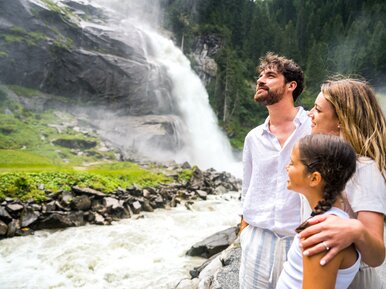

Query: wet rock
<box><xmin>20</xmin><ymin>207</ymin><xmax>40</xmax><ymax>227</ymax></box>
<box><xmin>6</xmin><ymin>203</ymin><xmax>24</xmax><ymax>213</ymax></box>
<box><xmin>196</xmin><ymin>190</ymin><xmax>208</xmax><ymax>200</ymax></box>
<box><xmin>42</xmin><ymin>201</ymin><xmax>56</xmax><ymax>213</ymax></box>
<box><xmin>61</xmin><ymin>191</ymin><xmax>75</xmax><ymax>206</ymax></box>
<box><xmin>72</xmin><ymin>186</ymin><xmax>105</xmax><ymax>197</ymax></box>
<box><xmin>154</xmin><ymin>195</ymin><xmax>164</xmax><ymax>208</ymax></box>
<box><xmin>0</xmin><ymin>220</ymin><xmax>8</xmax><ymax>236</ymax></box>
<box><xmin>93</xmin><ymin>212</ymin><xmax>105</xmax><ymax>225</ymax></box>
<box><xmin>33</xmin><ymin>212</ymin><xmax>76</xmax><ymax>230</ymax></box>
<box><xmin>209</xmin><ymin>246</ymin><xmax>241</xmax><ymax>289</ymax></box>
<box><xmin>71</xmin><ymin>195</ymin><xmax>92</xmax><ymax>211</ymax></box>
<box><xmin>186</xmin><ymin>227</ymin><xmax>238</xmax><ymax>258</ymax></box>
<box><xmin>52</xmin><ymin>138</ymin><xmax>97</xmax><ymax>149</ymax></box>
<box><xmin>126</xmin><ymin>186</ymin><xmax>142</xmax><ymax>197</ymax></box>
<box><xmin>175</xmin><ymin>278</ymin><xmax>199</xmax><ymax>289</ymax></box>
<box><xmin>130</xmin><ymin>201</ymin><xmax>142</xmax><ymax>214</ymax></box>
<box><xmin>0</xmin><ymin>207</ymin><xmax>13</xmax><ymax>223</ymax></box>
<box><xmin>142</xmin><ymin>199</ymin><xmax>154</xmax><ymax>212</ymax></box>
<box><xmin>7</xmin><ymin>219</ymin><xmax>20</xmax><ymax>238</ymax></box>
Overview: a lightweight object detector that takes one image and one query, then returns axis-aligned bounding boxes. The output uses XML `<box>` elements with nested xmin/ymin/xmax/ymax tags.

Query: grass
<box><xmin>7</xmin><ymin>85</ymin><xmax>42</xmax><ymax>97</ymax></box>
<box><xmin>0</xmin><ymin>85</ymin><xmax>195</xmax><ymax>202</ymax></box>
<box><xmin>0</xmin><ymin>169</ymin><xmax>173</xmax><ymax>202</ymax></box>
<box><xmin>0</xmin><ymin>158</ymin><xmax>175</xmax><ymax>202</ymax></box>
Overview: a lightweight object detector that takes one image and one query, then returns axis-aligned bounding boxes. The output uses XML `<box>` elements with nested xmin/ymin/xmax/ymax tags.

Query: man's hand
<box><xmin>298</xmin><ymin>214</ymin><xmax>359</xmax><ymax>266</ymax></box>
<box><xmin>239</xmin><ymin>218</ymin><xmax>249</xmax><ymax>234</ymax></box>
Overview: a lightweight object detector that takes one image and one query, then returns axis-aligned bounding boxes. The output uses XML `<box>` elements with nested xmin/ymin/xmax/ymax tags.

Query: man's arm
<box><xmin>239</xmin><ymin>136</ymin><xmax>252</xmax><ymax>233</ymax></box>
<box><xmin>299</xmin><ymin>212</ymin><xmax>385</xmax><ymax>266</ymax></box>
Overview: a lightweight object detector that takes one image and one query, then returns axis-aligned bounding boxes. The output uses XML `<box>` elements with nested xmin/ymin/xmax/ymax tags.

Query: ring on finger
<box><xmin>322</xmin><ymin>241</ymin><xmax>330</xmax><ymax>251</ymax></box>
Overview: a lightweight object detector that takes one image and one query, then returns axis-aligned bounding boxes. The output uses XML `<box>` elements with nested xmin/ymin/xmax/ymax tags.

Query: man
<box><xmin>239</xmin><ymin>52</ymin><xmax>311</xmax><ymax>289</ymax></box>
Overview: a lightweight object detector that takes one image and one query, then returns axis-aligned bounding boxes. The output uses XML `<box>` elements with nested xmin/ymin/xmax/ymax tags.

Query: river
<box><xmin>0</xmin><ymin>192</ymin><xmax>240</xmax><ymax>289</ymax></box>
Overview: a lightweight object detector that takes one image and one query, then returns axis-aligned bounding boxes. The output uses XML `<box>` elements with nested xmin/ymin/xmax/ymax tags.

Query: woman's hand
<box><xmin>299</xmin><ymin>212</ymin><xmax>385</xmax><ymax>266</ymax></box>
<box><xmin>298</xmin><ymin>214</ymin><xmax>360</xmax><ymax>266</ymax></box>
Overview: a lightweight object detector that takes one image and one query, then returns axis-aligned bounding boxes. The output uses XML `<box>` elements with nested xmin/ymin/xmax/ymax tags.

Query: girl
<box><xmin>276</xmin><ymin>134</ymin><xmax>360</xmax><ymax>289</ymax></box>
<box><xmin>299</xmin><ymin>77</ymin><xmax>386</xmax><ymax>288</ymax></box>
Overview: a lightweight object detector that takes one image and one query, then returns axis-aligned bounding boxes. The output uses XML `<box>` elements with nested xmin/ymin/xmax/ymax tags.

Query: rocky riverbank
<box><xmin>0</xmin><ymin>164</ymin><xmax>241</xmax><ymax>239</ymax></box>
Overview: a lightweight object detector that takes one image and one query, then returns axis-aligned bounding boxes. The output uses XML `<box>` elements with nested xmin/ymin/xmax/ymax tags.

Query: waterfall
<box><xmin>147</xmin><ymin>31</ymin><xmax>237</xmax><ymax>171</ymax></box>
<box><xmin>80</xmin><ymin>0</ymin><xmax>239</xmax><ymax>173</ymax></box>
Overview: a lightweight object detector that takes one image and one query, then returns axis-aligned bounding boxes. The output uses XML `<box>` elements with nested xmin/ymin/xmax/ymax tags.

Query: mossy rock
<box><xmin>52</xmin><ymin>138</ymin><xmax>97</xmax><ymax>149</ymax></box>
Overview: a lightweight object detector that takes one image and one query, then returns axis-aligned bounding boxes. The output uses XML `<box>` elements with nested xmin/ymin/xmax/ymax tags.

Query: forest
<box><xmin>163</xmin><ymin>0</ymin><xmax>386</xmax><ymax>148</ymax></box>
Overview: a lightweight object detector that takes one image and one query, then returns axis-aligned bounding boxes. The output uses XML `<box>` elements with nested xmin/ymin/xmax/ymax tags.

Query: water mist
<box><xmin>87</xmin><ymin>0</ymin><xmax>238</xmax><ymax>173</ymax></box>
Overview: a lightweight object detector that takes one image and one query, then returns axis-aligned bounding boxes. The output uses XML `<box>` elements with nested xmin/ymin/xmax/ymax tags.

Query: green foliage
<box><xmin>0</xmin><ymin>26</ymin><xmax>47</xmax><ymax>46</ymax></box>
<box><xmin>0</xmin><ymin>150</ymin><xmax>56</xmax><ymax>168</ymax></box>
<box><xmin>165</xmin><ymin>0</ymin><xmax>386</xmax><ymax>148</ymax></box>
<box><xmin>52</xmin><ymin>36</ymin><xmax>73</xmax><ymax>50</ymax></box>
<box><xmin>8</xmin><ymin>85</ymin><xmax>42</xmax><ymax>97</ymax></box>
<box><xmin>0</xmin><ymin>87</ymin><xmax>117</xmax><ymax>165</ymax></box>
<box><xmin>177</xmin><ymin>168</ymin><xmax>194</xmax><ymax>182</ymax></box>
<box><xmin>0</xmin><ymin>165</ymin><xmax>173</xmax><ymax>202</ymax></box>
<box><xmin>40</xmin><ymin>0</ymin><xmax>77</xmax><ymax>20</ymax></box>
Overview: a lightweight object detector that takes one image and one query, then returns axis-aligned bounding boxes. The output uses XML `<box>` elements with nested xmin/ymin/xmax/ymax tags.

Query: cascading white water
<box><xmin>146</xmin><ymin>30</ymin><xmax>237</xmax><ymax>171</ymax></box>
<box><xmin>0</xmin><ymin>193</ymin><xmax>240</xmax><ymax>289</ymax></box>
<box><xmin>83</xmin><ymin>0</ymin><xmax>239</xmax><ymax>174</ymax></box>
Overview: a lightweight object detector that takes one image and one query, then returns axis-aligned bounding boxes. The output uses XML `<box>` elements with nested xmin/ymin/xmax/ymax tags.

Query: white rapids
<box><xmin>0</xmin><ymin>192</ymin><xmax>240</xmax><ymax>289</ymax></box>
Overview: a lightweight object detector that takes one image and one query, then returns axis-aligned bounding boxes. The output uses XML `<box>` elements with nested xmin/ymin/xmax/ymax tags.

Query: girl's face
<box><xmin>287</xmin><ymin>144</ymin><xmax>309</xmax><ymax>194</ymax></box>
<box><xmin>308</xmin><ymin>92</ymin><xmax>340</xmax><ymax>136</ymax></box>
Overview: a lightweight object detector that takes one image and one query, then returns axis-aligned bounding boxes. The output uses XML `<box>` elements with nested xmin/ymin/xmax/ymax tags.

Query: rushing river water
<box><xmin>0</xmin><ymin>192</ymin><xmax>240</xmax><ymax>289</ymax></box>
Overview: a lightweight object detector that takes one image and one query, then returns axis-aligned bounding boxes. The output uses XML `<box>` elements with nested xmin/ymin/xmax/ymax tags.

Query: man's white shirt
<box><xmin>241</xmin><ymin>107</ymin><xmax>312</xmax><ymax>236</ymax></box>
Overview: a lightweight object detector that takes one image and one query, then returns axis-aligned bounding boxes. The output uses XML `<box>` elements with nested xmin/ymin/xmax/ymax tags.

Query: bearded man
<box><xmin>239</xmin><ymin>52</ymin><xmax>311</xmax><ymax>289</ymax></box>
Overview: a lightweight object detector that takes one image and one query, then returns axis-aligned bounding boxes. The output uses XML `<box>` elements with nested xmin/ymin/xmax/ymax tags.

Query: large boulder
<box><xmin>186</xmin><ymin>226</ymin><xmax>238</xmax><ymax>258</ymax></box>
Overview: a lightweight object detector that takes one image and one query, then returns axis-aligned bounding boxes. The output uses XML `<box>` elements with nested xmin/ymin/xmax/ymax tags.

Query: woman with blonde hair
<box><xmin>299</xmin><ymin>76</ymin><xmax>386</xmax><ymax>288</ymax></box>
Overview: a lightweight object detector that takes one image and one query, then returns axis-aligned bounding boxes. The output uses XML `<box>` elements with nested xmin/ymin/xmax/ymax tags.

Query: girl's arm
<box><xmin>302</xmin><ymin>249</ymin><xmax>342</xmax><ymax>289</ymax></box>
<box><xmin>299</xmin><ymin>212</ymin><xmax>385</xmax><ymax>266</ymax></box>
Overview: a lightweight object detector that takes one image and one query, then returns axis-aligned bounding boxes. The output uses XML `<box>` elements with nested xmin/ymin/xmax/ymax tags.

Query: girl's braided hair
<box><xmin>298</xmin><ymin>134</ymin><xmax>356</xmax><ymax>215</ymax></box>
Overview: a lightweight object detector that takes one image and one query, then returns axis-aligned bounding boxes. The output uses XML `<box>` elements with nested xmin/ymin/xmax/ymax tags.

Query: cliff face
<box><xmin>0</xmin><ymin>0</ymin><xmax>235</xmax><ymax>167</ymax></box>
<box><xmin>0</xmin><ymin>0</ymin><xmax>185</xmax><ymax>159</ymax></box>
<box><xmin>0</xmin><ymin>0</ymin><xmax>175</xmax><ymax>115</ymax></box>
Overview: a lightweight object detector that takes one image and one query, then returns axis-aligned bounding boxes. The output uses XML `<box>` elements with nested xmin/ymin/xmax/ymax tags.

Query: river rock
<box><xmin>32</xmin><ymin>212</ymin><xmax>77</xmax><ymax>230</ymax></box>
<box><xmin>186</xmin><ymin>226</ymin><xmax>238</xmax><ymax>258</ymax></box>
<box><xmin>6</xmin><ymin>219</ymin><xmax>20</xmax><ymax>238</ymax></box>
<box><xmin>42</xmin><ymin>201</ymin><xmax>57</xmax><ymax>213</ymax></box>
<box><xmin>0</xmin><ymin>164</ymin><xmax>242</xmax><ymax>239</ymax></box>
<box><xmin>6</xmin><ymin>203</ymin><xmax>24</xmax><ymax>213</ymax></box>
<box><xmin>142</xmin><ymin>199</ymin><xmax>154</xmax><ymax>212</ymax></box>
<box><xmin>0</xmin><ymin>220</ymin><xmax>8</xmax><ymax>236</ymax></box>
<box><xmin>0</xmin><ymin>207</ymin><xmax>13</xmax><ymax>223</ymax></box>
<box><xmin>130</xmin><ymin>201</ymin><xmax>142</xmax><ymax>214</ymax></box>
<box><xmin>92</xmin><ymin>212</ymin><xmax>106</xmax><ymax>225</ymax></box>
<box><xmin>72</xmin><ymin>186</ymin><xmax>105</xmax><ymax>197</ymax></box>
<box><xmin>70</xmin><ymin>195</ymin><xmax>92</xmax><ymax>211</ymax></box>
<box><xmin>196</xmin><ymin>190</ymin><xmax>208</xmax><ymax>200</ymax></box>
<box><xmin>208</xmin><ymin>246</ymin><xmax>241</xmax><ymax>289</ymax></box>
<box><xmin>20</xmin><ymin>207</ymin><xmax>39</xmax><ymax>227</ymax></box>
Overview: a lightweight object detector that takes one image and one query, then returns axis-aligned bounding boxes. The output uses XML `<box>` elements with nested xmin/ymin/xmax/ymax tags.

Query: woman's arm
<box><xmin>302</xmin><ymin>248</ymin><xmax>342</xmax><ymax>289</ymax></box>
<box><xmin>299</xmin><ymin>212</ymin><xmax>385</xmax><ymax>266</ymax></box>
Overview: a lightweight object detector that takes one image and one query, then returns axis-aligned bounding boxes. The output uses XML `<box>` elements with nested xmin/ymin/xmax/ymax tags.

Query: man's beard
<box><xmin>254</xmin><ymin>86</ymin><xmax>285</xmax><ymax>106</ymax></box>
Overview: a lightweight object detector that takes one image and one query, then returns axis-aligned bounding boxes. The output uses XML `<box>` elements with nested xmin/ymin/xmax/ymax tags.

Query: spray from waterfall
<box><xmin>83</xmin><ymin>0</ymin><xmax>239</xmax><ymax>173</ymax></box>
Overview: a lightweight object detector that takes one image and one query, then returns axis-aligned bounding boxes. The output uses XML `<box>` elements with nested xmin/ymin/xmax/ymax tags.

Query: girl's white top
<box><xmin>276</xmin><ymin>207</ymin><xmax>361</xmax><ymax>289</ymax></box>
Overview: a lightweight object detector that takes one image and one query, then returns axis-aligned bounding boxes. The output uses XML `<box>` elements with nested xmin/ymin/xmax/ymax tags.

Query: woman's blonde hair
<box><xmin>321</xmin><ymin>76</ymin><xmax>386</xmax><ymax>180</ymax></box>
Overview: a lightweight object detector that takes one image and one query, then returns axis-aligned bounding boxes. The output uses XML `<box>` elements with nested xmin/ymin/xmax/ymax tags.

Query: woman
<box><xmin>276</xmin><ymin>134</ymin><xmax>360</xmax><ymax>289</ymax></box>
<box><xmin>300</xmin><ymin>77</ymin><xmax>386</xmax><ymax>288</ymax></box>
